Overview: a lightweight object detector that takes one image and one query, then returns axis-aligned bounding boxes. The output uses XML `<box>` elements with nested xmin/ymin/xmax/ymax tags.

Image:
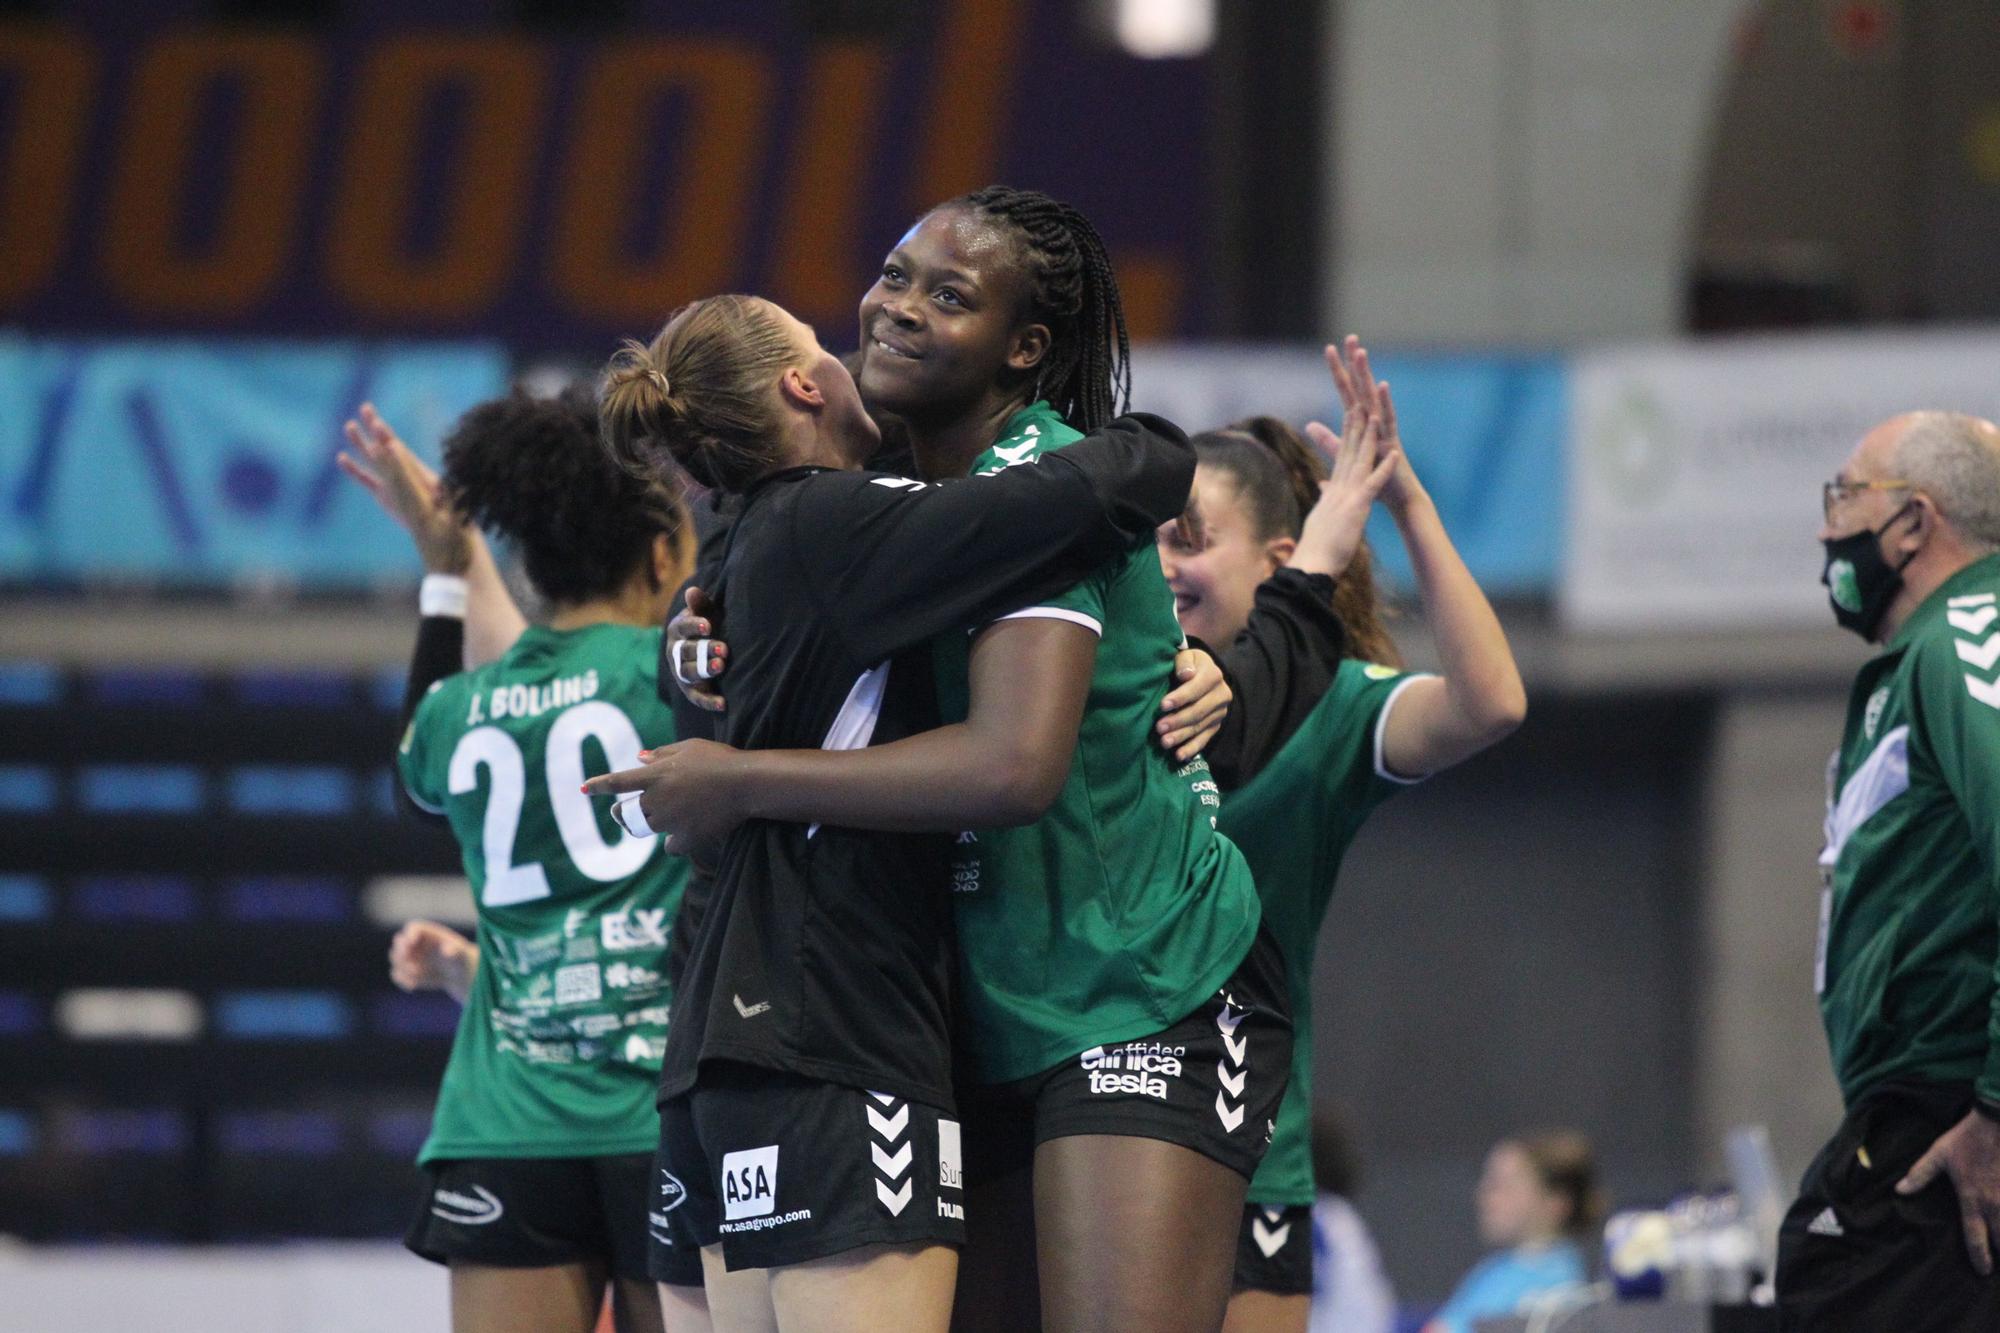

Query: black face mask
<box><xmin>1822</xmin><ymin>501</ymin><xmax>1919</xmax><ymax>641</ymax></box>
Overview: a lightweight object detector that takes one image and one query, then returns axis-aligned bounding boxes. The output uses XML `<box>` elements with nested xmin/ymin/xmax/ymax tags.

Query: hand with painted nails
<box><xmin>665</xmin><ymin>586</ymin><xmax>728</xmax><ymax>713</ymax></box>
<box><xmin>584</xmin><ymin>737</ymin><xmax>747</xmax><ymax>858</ymax></box>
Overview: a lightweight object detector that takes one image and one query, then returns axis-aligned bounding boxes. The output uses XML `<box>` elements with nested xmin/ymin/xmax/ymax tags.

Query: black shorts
<box><xmin>964</xmin><ymin>925</ymin><xmax>1292</xmax><ymax>1185</ymax></box>
<box><xmin>649</xmin><ymin>1061</ymin><xmax>966</xmax><ymax>1275</ymax></box>
<box><xmin>405</xmin><ymin>1152</ymin><xmax>662</xmax><ymax>1283</ymax></box>
<box><xmin>1232</xmin><ymin>1203</ymin><xmax>1314</xmax><ymax>1295</ymax></box>
<box><xmin>1777</xmin><ymin>1080</ymin><xmax>2000</xmax><ymax>1332</ymax></box>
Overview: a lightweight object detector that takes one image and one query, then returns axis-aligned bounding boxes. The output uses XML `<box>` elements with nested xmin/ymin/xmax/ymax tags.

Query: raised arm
<box><xmin>1326</xmin><ymin>341</ymin><xmax>1525</xmax><ymax>777</ymax></box>
<box><xmin>338</xmin><ymin>402</ymin><xmax>527</xmax><ymax>670</ymax></box>
<box><xmin>588</xmin><ymin>618</ymin><xmax>1097</xmax><ymax>852</ymax></box>
<box><xmin>1202</xmin><ymin>404</ymin><xmax>1395</xmax><ymax>786</ymax></box>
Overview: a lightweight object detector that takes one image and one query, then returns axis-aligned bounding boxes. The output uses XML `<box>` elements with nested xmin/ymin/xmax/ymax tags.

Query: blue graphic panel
<box><xmin>0</xmin><ymin>338</ymin><xmax>508</xmax><ymax>587</ymax></box>
<box><xmin>1354</xmin><ymin>355</ymin><xmax>1569</xmax><ymax>595</ymax></box>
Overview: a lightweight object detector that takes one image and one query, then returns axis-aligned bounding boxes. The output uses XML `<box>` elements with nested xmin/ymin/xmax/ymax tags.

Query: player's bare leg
<box><xmin>449</xmin><ymin>1260</ymin><xmax>605</xmax><ymax>1333</ymax></box>
<box><xmin>700</xmin><ymin>1245</ymin><xmax>778</xmax><ymax>1333</ymax></box>
<box><xmin>768</xmin><ymin>1241</ymin><xmax>958</xmax><ymax>1333</ymax></box>
<box><xmin>949</xmin><ymin>1161</ymin><xmax>1041</xmax><ymax>1333</ymax></box>
<box><xmin>655</xmin><ymin>1280</ymin><xmax>712</xmax><ymax>1333</ymax></box>
<box><xmin>1034</xmin><ymin>1135</ymin><xmax>1246</xmax><ymax>1333</ymax></box>
<box><xmin>1222</xmin><ymin>1289</ymin><xmax>1308</xmax><ymax>1333</ymax></box>
<box><xmin>604</xmin><ymin>1275</ymin><xmax>664</xmax><ymax>1332</ymax></box>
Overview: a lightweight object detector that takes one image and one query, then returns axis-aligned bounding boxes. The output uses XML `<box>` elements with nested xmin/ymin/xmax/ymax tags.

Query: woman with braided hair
<box><xmin>636</xmin><ymin>187</ymin><xmax>1301</xmax><ymax>1331</ymax></box>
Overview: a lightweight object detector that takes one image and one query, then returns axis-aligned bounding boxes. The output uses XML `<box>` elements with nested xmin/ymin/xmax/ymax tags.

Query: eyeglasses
<box><xmin>1822</xmin><ymin>478</ymin><xmax>1912</xmax><ymax>520</ymax></box>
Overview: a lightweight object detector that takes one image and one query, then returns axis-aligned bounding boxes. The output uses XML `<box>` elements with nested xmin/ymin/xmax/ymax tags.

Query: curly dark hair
<box><xmin>441</xmin><ymin>385</ymin><xmax>687</xmax><ymax>606</ymax></box>
<box><xmin>946</xmin><ymin>185</ymin><xmax>1132</xmax><ymax>432</ymax></box>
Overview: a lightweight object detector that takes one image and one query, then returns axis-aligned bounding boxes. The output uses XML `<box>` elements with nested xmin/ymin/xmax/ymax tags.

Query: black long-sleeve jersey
<box><xmin>395</xmin><ymin>614</ymin><xmax>466</xmax><ymax>824</ymax></box>
<box><xmin>660</xmin><ymin>415</ymin><xmax>1196</xmax><ymax>1110</ymax></box>
<box><xmin>1202</xmin><ymin>568</ymin><xmax>1351</xmax><ymax>791</ymax></box>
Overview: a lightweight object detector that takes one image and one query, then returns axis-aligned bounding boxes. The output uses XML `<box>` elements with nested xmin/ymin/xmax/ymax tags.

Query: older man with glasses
<box><xmin>1778</xmin><ymin>410</ymin><xmax>2000</xmax><ymax>1330</ymax></box>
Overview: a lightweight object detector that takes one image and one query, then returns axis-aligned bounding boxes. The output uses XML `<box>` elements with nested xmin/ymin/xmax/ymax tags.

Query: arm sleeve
<box><xmin>1914</xmin><ymin>635</ymin><xmax>2000</xmax><ymax>1105</ymax></box>
<box><xmin>1203</xmin><ymin>568</ymin><xmax>1350</xmax><ymax>790</ymax></box>
<box><xmin>394</xmin><ymin>616</ymin><xmax>462</xmax><ymax>822</ymax></box>
<box><xmin>798</xmin><ymin>413</ymin><xmax>1195</xmax><ymax>666</ymax></box>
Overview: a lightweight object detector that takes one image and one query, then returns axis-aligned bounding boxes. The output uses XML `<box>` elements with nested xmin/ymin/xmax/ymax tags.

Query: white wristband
<box><xmin>420</xmin><ymin>574</ymin><xmax>469</xmax><ymax>619</ymax></box>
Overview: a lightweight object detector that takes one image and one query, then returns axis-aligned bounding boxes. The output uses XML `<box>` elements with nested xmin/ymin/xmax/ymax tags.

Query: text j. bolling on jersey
<box><xmin>1819</xmin><ymin>554</ymin><xmax>2000</xmax><ymax>1108</ymax></box>
<box><xmin>398</xmin><ymin>623</ymin><xmax>687</xmax><ymax>1163</ymax></box>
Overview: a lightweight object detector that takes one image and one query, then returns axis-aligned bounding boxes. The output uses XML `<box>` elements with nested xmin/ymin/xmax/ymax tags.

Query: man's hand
<box><xmin>1897</xmin><ymin>1108</ymin><xmax>2000</xmax><ymax>1274</ymax></box>
<box><xmin>389</xmin><ymin>920</ymin><xmax>478</xmax><ymax>1004</ymax></box>
<box><xmin>1158</xmin><ymin>647</ymin><xmax>1230</xmax><ymax>763</ymax></box>
<box><xmin>665</xmin><ymin>587</ymin><xmax>728</xmax><ymax>713</ymax></box>
<box><xmin>337</xmin><ymin>403</ymin><xmax>474</xmax><ymax>575</ymax></box>
<box><xmin>583</xmin><ymin>738</ymin><xmax>748</xmax><ymax>857</ymax></box>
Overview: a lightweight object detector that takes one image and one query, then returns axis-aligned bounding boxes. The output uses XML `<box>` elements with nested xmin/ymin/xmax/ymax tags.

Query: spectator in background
<box><xmin>1423</xmin><ymin>1131</ymin><xmax>1600</xmax><ymax>1333</ymax></box>
<box><xmin>1307</xmin><ymin>1109</ymin><xmax>1394</xmax><ymax>1333</ymax></box>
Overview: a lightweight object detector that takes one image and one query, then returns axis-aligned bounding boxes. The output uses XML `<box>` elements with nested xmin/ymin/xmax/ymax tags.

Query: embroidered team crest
<box><xmin>1863</xmin><ymin>687</ymin><xmax>1888</xmax><ymax>741</ymax></box>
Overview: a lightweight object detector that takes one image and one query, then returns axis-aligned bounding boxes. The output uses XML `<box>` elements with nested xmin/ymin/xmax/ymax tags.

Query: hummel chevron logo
<box><xmin>1214</xmin><ymin>1091</ymin><xmax>1245</xmax><ymax>1132</ymax></box>
<box><xmin>1949</xmin><ymin>593</ymin><xmax>1996</xmax><ymax>608</ymax></box>
<box><xmin>733</xmin><ymin>994</ymin><xmax>771</xmax><ymax>1019</ymax></box>
<box><xmin>871</xmin><ymin>1140</ymin><xmax>913</xmax><ymax>1179</ymax></box>
<box><xmin>1955</xmin><ymin>633</ymin><xmax>2000</xmax><ymax>672</ymax></box>
<box><xmin>1218</xmin><ymin>1064</ymin><xmax>1246</xmax><ymax>1098</ymax></box>
<box><xmin>1948</xmin><ymin>605</ymin><xmax>1999</xmax><ymax>635</ymax></box>
<box><xmin>1966</xmin><ymin>674</ymin><xmax>2000</xmax><ymax>709</ymax></box>
<box><xmin>1251</xmin><ymin>1210</ymin><xmax>1291</xmax><ymax>1258</ymax></box>
<box><xmin>876</xmin><ymin>1177</ymin><xmax>913</xmax><ymax>1215</ymax></box>
<box><xmin>1221</xmin><ymin>1031</ymin><xmax>1248</xmax><ymax>1065</ymax></box>
<box><xmin>1216</xmin><ymin>1005</ymin><xmax>1245</xmax><ymax>1037</ymax></box>
<box><xmin>866</xmin><ymin>1103</ymin><xmax>910</xmax><ymax>1139</ymax></box>
<box><xmin>866</xmin><ymin>1091</ymin><xmax>914</xmax><ymax>1217</ymax></box>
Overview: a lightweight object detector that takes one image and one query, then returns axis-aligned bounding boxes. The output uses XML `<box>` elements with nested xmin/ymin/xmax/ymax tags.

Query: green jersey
<box><xmin>942</xmin><ymin>402</ymin><xmax>1263</xmax><ymax>1083</ymax></box>
<box><xmin>1819</xmin><ymin>552</ymin><xmax>2000</xmax><ymax>1108</ymax></box>
<box><xmin>397</xmin><ymin>623</ymin><xmax>686</xmax><ymax>1163</ymax></box>
<box><xmin>1218</xmin><ymin>659</ymin><xmax>1427</xmax><ymax>1205</ymax></box>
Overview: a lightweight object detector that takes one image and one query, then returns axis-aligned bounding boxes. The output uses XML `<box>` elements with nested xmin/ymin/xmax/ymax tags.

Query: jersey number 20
<box><xmin>446</xmin><ymin>701</ymin><xmax>657</xmax><ymax>907</ymax></box>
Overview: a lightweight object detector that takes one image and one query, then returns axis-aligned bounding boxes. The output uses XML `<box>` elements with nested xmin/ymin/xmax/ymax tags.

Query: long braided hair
<box><xmin>947</xmin><ymin>185</ymin><xmax>1132</xmax><ymax>432</ymax></box>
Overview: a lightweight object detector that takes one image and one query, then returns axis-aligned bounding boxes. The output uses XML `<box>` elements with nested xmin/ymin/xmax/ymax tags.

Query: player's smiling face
<box><xmin>1156</xmin><ymin>465</ymin><xmax>1276</xmax><ymax>647</ymax></box>
<box><xmin>855</xmin><ymin>208</ymin><xmax>1045</xmax><ymax>421</ymax></box>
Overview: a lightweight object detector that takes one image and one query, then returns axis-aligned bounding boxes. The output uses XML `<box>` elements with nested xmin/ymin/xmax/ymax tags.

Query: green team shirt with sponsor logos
<box><xmin>1820</xmin><ymin>553</ymin><xmax>2000</xmax><ymax>1108</ymax></box>
<box><xmin>1219</xmin><ymin>660</ymin><xmax>1426</xmax><ymax>1206</ymax></box>
<box><xmin>940</xmin><ymin>401</ymin><xmax>1263</xmax><ymax>1084</ymax></box>
<box><xmin>398</xmin><ymin>623</ymin><xmax>686</xmax><ymax>1163</ymax></box>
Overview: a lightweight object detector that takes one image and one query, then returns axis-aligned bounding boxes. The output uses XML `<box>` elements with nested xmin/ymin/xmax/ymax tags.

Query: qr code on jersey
<box><xmin>555</xmin><ymin>962</ymin><xmax>603</xmax><ymax>1007</ymax></box>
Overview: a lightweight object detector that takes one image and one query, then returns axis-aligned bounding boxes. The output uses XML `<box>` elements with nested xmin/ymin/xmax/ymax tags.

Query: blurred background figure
<box><xmin>1306</xmin><ymin>1109</ymin><xmax>1394</xmax><ymax>1333</ymax></box>
<box><xmin>1420</xmin><ymin>1132</ymin><xmax>1602</xmax><ymax>1333</ymax></box>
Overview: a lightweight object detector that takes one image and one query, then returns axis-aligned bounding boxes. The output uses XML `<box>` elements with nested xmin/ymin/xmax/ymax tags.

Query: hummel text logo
<box><xmin>431</xmin><ymin>1184</ymin><xmax>504</xmax><ymax>1226</ymax></box>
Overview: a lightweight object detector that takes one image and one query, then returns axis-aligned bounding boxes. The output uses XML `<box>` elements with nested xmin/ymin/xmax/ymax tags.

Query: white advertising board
<box><xmin>1564</xmin><ymin>329</ymin><xmax>2000</xmax><ymax>631</ymax></box>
